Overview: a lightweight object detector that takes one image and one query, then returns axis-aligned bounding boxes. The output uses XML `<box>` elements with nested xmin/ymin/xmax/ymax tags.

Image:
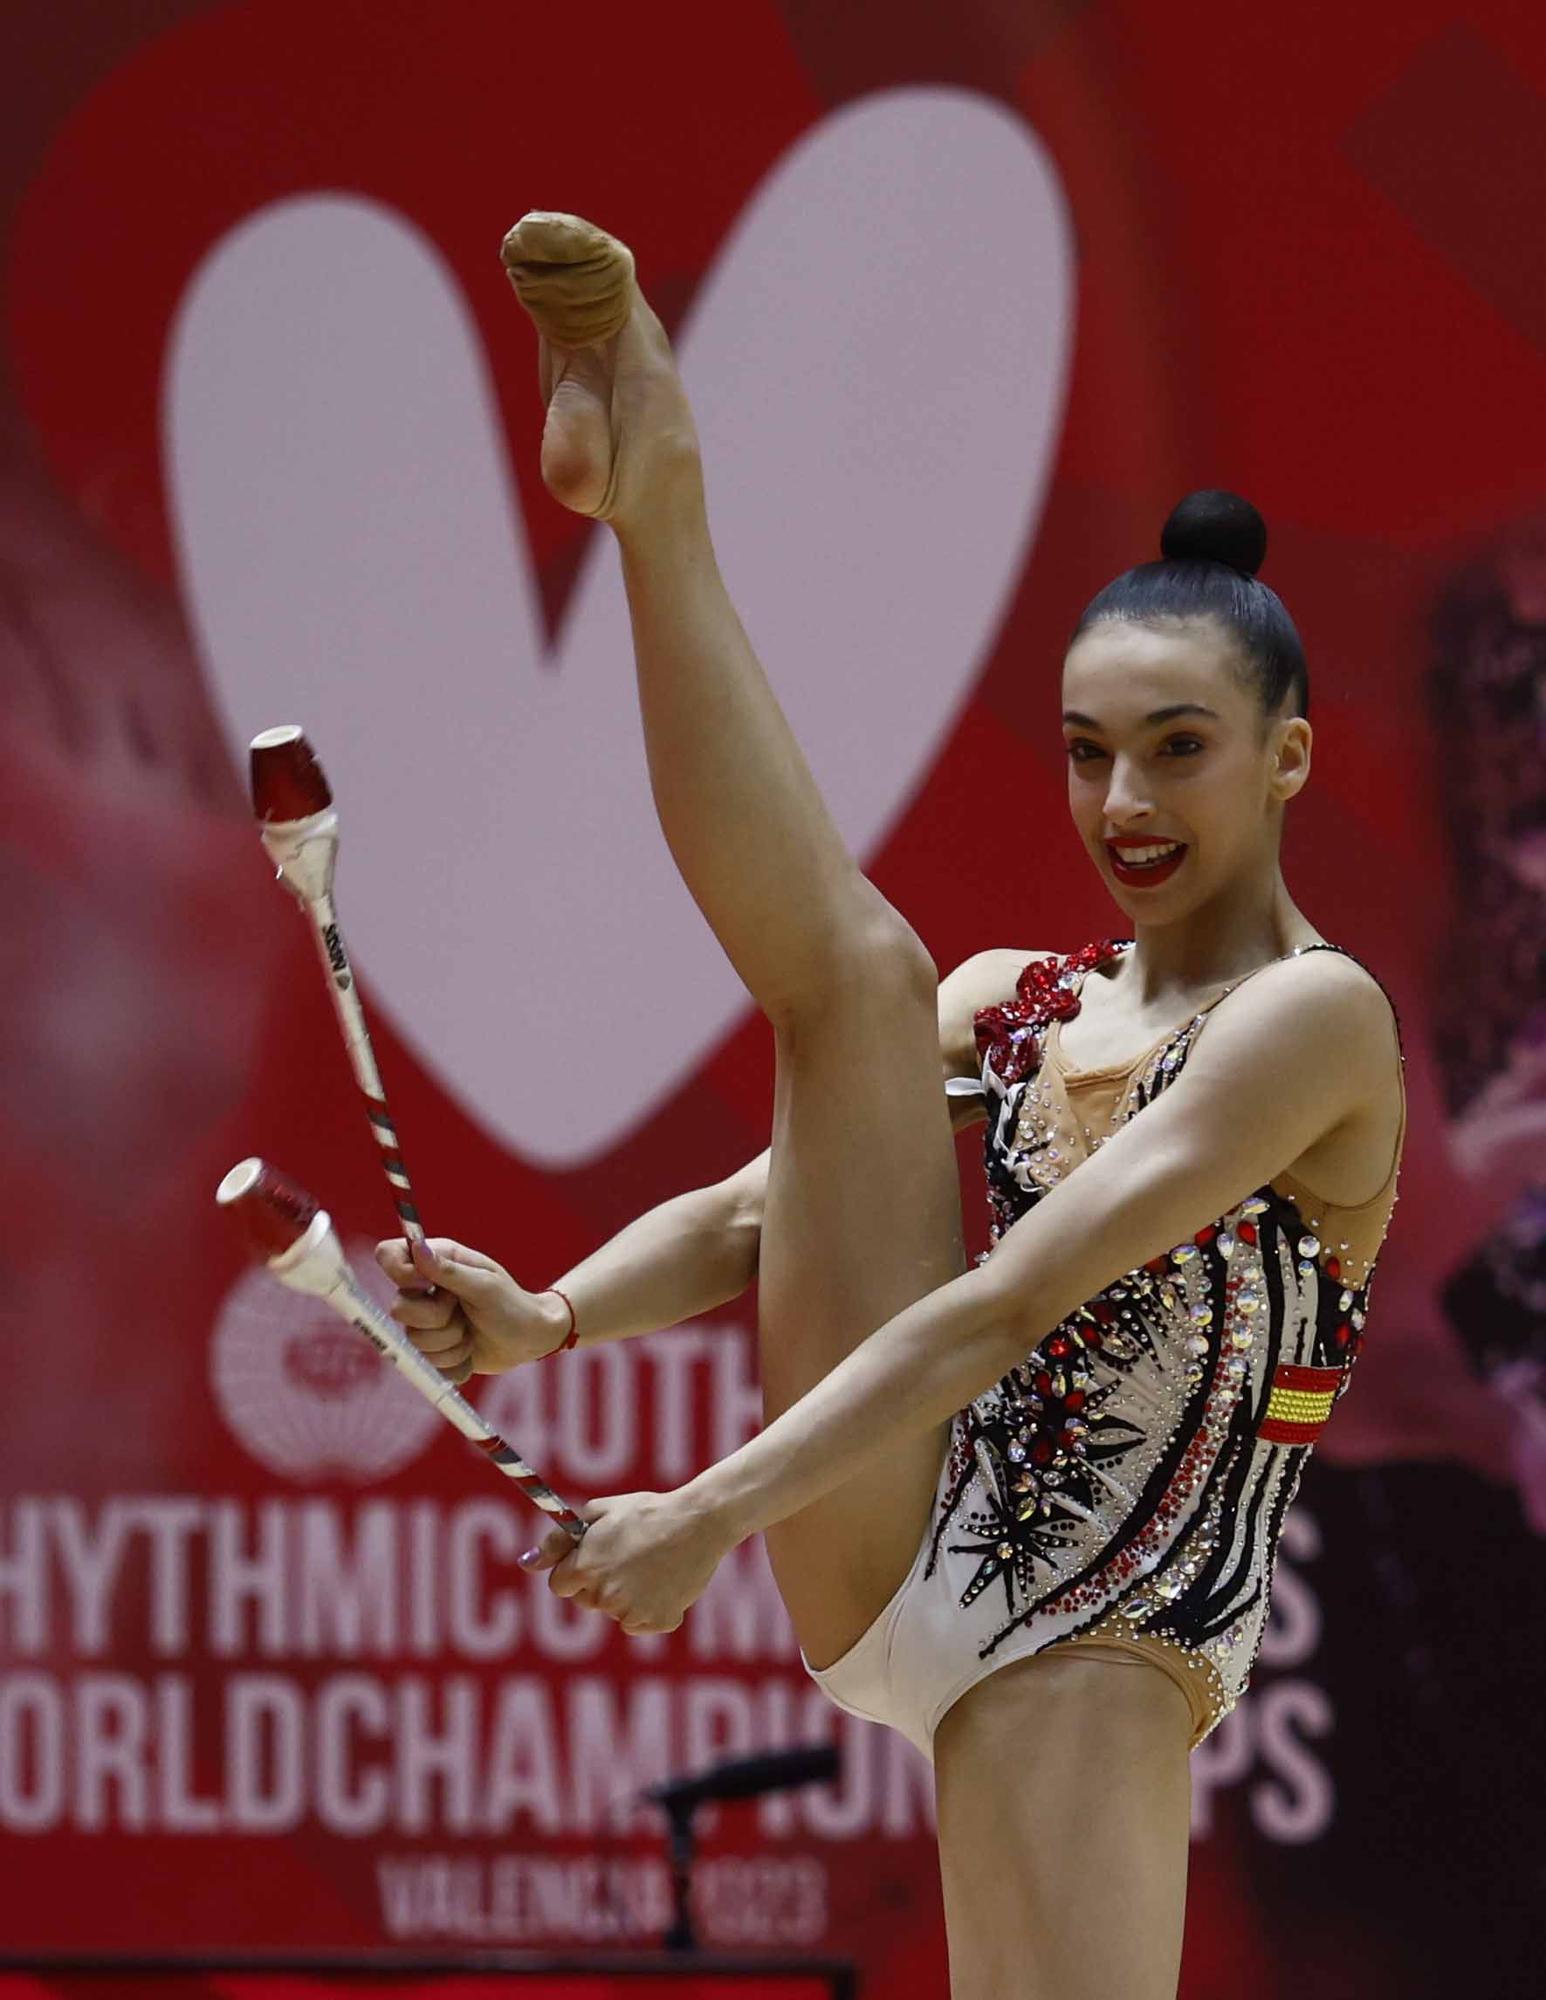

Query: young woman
<box><xmin>378</xmin><ymin>213</ymin><xmax>1407</xmax><ymax>1999</ymax></box>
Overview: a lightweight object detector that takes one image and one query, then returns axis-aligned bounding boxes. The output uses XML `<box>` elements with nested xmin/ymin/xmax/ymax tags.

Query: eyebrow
<box><xmin>1060</xmin><ymin>703</ymin><xmax>1222</xmax><ymax>728</ymax></box>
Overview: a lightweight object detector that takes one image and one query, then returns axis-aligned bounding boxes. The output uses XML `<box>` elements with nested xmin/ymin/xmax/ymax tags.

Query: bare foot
<box><xmin>500</xmin><ymin>211</ymin><xmax>702</xmax><ymax>532</ymax></box>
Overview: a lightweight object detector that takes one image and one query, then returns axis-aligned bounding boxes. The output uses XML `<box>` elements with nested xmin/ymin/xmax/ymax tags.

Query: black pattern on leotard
<box><xmin>926</xmin><ymin>935</ymin><xmax>1405</xmax><ymax>1724</ymax></box>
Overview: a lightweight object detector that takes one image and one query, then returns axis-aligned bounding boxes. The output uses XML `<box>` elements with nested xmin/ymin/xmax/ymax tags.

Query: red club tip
<box><xmin>216</xmin><ymin>1157</ymin><xmax>321</xmax><ymax>1258</ymax></box>
<box><xmin>250</xmin><ymin>726</ymin><xmax>333</xmax><ymax>822</ymax></box>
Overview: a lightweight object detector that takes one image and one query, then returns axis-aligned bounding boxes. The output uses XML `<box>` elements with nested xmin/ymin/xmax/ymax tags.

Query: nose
<box><xmin>1101</xmin><ymin>753</ymin><xmax>1154</xmax><ymax>831</ymax></box>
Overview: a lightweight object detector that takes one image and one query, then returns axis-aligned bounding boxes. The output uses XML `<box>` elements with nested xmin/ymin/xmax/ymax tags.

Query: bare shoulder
<box><xmin>1184</xmin><ymin>945</ymin><xmax>1405</xmax><ymax>1203</ymax></box>
<box><xmin>1254</xmin><ymin>945</ymin><xmax>1393</xmax><ymax>1027</ymax></box>
<box><xmin>938</xmin><ymin>947</ymin><xmax>1058</xmax><ymax>1080</ymax></box>
<box><xmin>1196</xmin><ymin>945</ymin><xmax>1401</xmax><ymax>1105</ymax></box>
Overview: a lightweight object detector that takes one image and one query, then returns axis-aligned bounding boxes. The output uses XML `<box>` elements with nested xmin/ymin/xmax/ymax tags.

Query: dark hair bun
<box><xmin>1160</xmin><ymin>489</ymin><xmax>1267</xmax><ymax>577</ymax></box>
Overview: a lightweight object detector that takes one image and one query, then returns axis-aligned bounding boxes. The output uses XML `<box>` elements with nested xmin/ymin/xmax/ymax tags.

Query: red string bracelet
<box><xmin>541</xmin><ymin>1286</ymin><xmax>579</xmax><ymax>1355</ymax></box>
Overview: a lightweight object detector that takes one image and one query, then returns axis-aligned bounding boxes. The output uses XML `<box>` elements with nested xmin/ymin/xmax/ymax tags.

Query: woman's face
<box><xmin>1060</xmin><ymin>615</ymin><xmax>1308</xmax><ymax>919</ymax></box>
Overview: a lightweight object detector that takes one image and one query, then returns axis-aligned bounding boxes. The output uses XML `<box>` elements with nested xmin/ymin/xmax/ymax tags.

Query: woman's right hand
<box><xmin>373</xmin><ymin>1236</ymin><xmax>573</xmax><ymax>1383</ymax></box>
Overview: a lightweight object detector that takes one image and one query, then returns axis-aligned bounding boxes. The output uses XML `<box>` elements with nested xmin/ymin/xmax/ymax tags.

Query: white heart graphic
<box><xmin>168</xmin><ymin>88</ymin><xmax>1071</xmax><ymax>1166</ymax></box>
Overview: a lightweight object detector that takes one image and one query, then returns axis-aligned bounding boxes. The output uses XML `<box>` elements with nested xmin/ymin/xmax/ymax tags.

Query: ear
<box><xmin>1269</xmin><ymin>715</ymin><xmax>1312</xmax><ymax>801</ymax></box>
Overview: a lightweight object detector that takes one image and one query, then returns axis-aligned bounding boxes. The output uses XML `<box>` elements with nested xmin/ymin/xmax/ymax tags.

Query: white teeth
<box><xmin>1112</xmin><ymin>841</ymin><xmax>1183</xmax><ymax>866</ymax></box>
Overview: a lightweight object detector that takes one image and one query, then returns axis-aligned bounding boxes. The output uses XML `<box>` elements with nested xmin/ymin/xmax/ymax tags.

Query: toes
<box><xmin>500</xmin><ymin>210</ymin><xmax>636</xmax><ymax>349</ymax></box>
<box><xmin>501</xmin><ymin>210</ymin><xmax>623</xmax><ymax>270</ymax></box>
<box><xmin>501</xmin><ymin>210</ymin><xmax>598</xmax><ymax>262</ymax></box>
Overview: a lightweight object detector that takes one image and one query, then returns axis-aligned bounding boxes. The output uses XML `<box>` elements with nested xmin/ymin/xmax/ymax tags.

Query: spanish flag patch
<box><xmin>1259</xmin><ymin>1362</ymin><xmax>1343</xmax><ymax>1446</ymax></box>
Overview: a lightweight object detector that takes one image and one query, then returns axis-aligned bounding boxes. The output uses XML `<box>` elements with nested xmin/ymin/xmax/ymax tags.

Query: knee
<box><xmin>769</xmin><ymin>901</ymin><xmax>937</xmax><ymax>1030</ymax></box>
<box><xmin>856</xmin><ymin>903</ymin><xmax>938</xmax><ymax>998</ymax></box>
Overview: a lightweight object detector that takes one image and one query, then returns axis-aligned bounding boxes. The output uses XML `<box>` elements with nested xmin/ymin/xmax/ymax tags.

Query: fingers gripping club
<box><xmin>216</xmin><ymin>1158</ymin><xmax>586</xmax><ymax>1541</ymax></box>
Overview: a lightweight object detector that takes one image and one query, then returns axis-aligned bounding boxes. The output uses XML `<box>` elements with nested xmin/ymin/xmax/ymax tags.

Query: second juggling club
<box><xmin>217</xmin><ymin>1158</ymin><xmax>586</xmax><ymax>1540</ymax></box>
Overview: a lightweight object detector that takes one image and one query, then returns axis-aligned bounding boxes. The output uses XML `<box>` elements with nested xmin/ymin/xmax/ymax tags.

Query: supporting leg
<box><xmin>933</xmin><ymin>1653</ymin><xmax>1193</xmax><ymax>2000</ymax></box>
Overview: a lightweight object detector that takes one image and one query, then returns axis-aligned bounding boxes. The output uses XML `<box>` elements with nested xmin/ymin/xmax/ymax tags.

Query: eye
<box><xmin>1065</xmin><ymin>735</ymin><xmax>1204</xmax><ymax>763</ymax></box>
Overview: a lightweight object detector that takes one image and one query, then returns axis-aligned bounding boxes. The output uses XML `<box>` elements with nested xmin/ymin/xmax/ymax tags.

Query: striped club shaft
<box><xmin>472</xmin><ymin>1436</ymin><xmax>588</xmax><ymax>1540</ymax></box>
<box><xmin>335</xmin><ymin>1272</ymin><xmax>586</xmax><ymax>1541</ymax></box>
<box><xmin>295</xmin><ymin>886</ymin><xmax>580</xmax><ymax>1535</ymax></box>
<box><xmin>305</xmin><ymin>894</ymin><xmax>425</xmax><ymax>1245</ymax></box>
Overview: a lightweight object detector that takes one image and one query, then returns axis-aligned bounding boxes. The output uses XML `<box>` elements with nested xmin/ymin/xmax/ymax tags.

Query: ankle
<box><xmin>610</xmin><ymin>443</ymin><xmax>710</xmax><ymax>548</ymax></box>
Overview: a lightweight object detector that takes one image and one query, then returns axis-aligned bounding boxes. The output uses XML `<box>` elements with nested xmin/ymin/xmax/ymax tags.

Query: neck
<box><xmin>1118</xmin><ymin>868</ymin><xmax>1309</xmax><ymax>1004</ymax></box>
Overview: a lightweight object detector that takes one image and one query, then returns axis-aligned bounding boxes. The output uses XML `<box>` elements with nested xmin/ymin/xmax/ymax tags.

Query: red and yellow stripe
<box><xmin>1259</xmin><ymin>1363</ymin><xmax>1343</xmax><ymax>1446</ymax></box>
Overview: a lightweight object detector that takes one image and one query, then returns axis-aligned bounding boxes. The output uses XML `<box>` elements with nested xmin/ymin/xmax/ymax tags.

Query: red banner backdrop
<box><xmin>3</xmin><ymin>3</ymin><xmax>1544</xmax><ymax>1994</ymax></box>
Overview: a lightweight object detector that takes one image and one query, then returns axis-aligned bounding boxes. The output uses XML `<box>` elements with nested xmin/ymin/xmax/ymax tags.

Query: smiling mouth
<box><xmin>1106</xmin><ymin>839</ymin><xmax>1188</xmax><ymax>884</ymax></box>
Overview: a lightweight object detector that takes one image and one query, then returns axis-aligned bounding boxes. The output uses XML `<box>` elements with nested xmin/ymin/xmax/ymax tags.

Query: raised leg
<box><xmin>756</xmin><ymin>951</ymin><xmax>966</xmax><ymax>1663</ymax></box>
<box><xmin>504</xmin><ymin>210</ymin><xmax>908</xmax><ymax>1019</ymax></box>
<box><xmin>504</xmin><ymin>214</ymin><xmax>966</xmax><ymax>1659</ymax></box>
<box><xmin>933</xmin><ymin>1653</ymin><xmax>1193</xmax><ymax>2000</ymax></box>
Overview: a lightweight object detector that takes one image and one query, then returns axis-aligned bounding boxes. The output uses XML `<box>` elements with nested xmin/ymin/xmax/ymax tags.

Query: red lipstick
<box><xmin>1106</xmin><ymin>838</ymin><xmax>1188</xmax><ymax>888</ymax></box>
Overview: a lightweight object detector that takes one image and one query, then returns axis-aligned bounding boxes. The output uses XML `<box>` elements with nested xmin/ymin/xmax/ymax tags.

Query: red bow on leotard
<box><xmin>973</xmin><ymin>937</ymin><xmax>1129</xmax><ymax>1087</ymax></box>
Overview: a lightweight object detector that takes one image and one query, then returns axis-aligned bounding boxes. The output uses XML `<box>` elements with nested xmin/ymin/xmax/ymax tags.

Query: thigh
<box><xmin>757</xmin><ymin>942</ymin><xmax>966</xmax><ymax>1667</ymax></box>
<box><xmin>934</xmin><ymin>1650</ymin><xmax>1193</xmax><ymax>2000</ymax></box>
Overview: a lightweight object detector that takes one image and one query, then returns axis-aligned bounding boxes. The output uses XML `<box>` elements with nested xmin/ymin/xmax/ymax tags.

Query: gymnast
<box><xmin>378</xmin><ymin>213</ymin><xmax>1407</xmax><ymax>1999</ymax></box>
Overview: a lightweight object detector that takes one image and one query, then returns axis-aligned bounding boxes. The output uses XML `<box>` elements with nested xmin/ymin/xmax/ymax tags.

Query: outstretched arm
<box><xmin>375</xmin><ymin>1158</ymin><xmax>766</xmax><ymax>1377</ymax></box>
<box><xmin>378</xmin><ymin>951</ymin><xmax>1010</xmax><ymax>1376</ymax></box>
<box><xmin>528</xmin><ymin>954</ymin><xmax>1399</xmax><ymax>1628</ymax></box>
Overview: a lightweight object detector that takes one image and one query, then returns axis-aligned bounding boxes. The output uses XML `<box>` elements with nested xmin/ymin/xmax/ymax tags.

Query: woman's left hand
<box><xmin>517</xmin><ymin>1486</ymin><xmax>734</xmax><ymax>1634</ymax></box>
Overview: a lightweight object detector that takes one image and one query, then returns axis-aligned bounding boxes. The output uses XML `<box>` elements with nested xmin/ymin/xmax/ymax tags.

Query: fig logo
<box><xmin>282</xmin><ymin>1326</ymin><xmax>378</xmax><ymax>1397</ymax></box>
<box><xmin>169</xmin><ymin>88</ymin><xmax>1072</xmax><ymax>1169</ymax></box>
<box><xmin>210</xmin><ymin>1241</ymin><xmax>440</xmax><ymax>1482</ymax></box>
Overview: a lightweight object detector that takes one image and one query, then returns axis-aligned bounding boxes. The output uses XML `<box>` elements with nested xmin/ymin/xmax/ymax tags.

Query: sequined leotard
<box><xmin>802</xmin><ymin>937</ymin><xmax>1407</xmax><ymax>1754</ymax></box>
